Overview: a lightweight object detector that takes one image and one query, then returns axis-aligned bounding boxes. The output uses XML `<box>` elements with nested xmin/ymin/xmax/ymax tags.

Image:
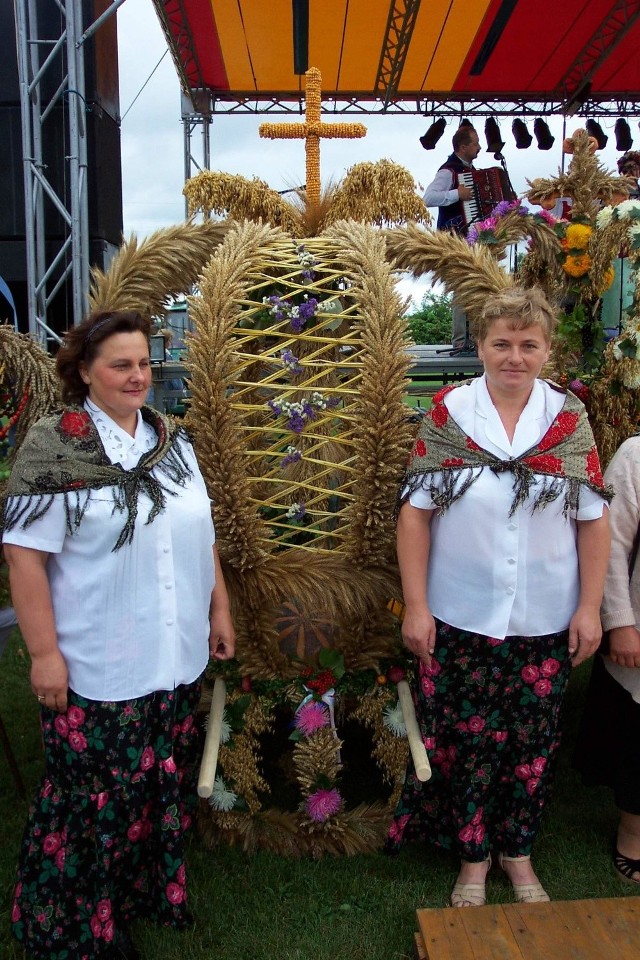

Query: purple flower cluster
<box><xmin>290</xmin><ymin>297</ymin><xmax>319</xmax><ymax>334</ymax></box>
<box><xmin>281</xmin><ymin>349</ymin><xmax>303</xmax><ymax>375</ymax></box>
<box><xmin>466</xmin><ymin>200</ymin><xmax>530</xmax><ymax>245</ymax></box>
<box><xmin>281</xmin><ymin>445</ymin><xmax>302</xmax><ymax>468</ymax></box>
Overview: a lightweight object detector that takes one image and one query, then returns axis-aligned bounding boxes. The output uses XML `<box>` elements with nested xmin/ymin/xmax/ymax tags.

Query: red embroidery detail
<box><xmin>466</xmin><ymin>436</ymin><xmax>482</xmax><ymax>451</ymax></box>
<box><xmin>414</xmin><ymin>439</ymin><xmax>427</xmax><ymax>457</ymax></box>
<box><xmin>537</xmin><ymin>411</ymin><xmax>580</xmax><ymax>452</ymax></box>
<box><xmin>430</xmin><ymin>402</ymin><xmax>449</xmax><ymax>428</ymax></box>
<box><xmin>60</xmin><ymin>410</ymin><xmax>92</xmax><ymax>438</ymax></box>
<box><xmin>523</xmin><ymin>454</ymin><xmax>564</xmax><ymax>475</ymax></box>
<box><xmin>432</xmin><ymin>384</ymin><xmax>457</xmax><ymax>405</ymax></box>
<box><xmin>442</xmin><ymin>457</ymin><xmax>464</xmax><ymax>468</ymax></box>
<box><xmin>586</xmin><ymin>446</ymin><xmax>603</xmax><ymax>486</ymax></box>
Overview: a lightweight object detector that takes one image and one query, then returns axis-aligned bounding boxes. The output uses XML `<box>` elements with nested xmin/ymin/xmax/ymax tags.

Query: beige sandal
<box><xmin>450</xmin><ymin>855</ymin><xmax>491</xmax><ymax>907</ymax></box>
<box><xmin>498</xmin><ymin>853</ymin><xmax>550</xmax><ymax>903</ymax></box>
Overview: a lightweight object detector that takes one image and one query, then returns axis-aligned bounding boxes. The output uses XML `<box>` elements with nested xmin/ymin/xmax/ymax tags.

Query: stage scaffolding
<box><xmin>13</xmin><ymin>0</ymin><xmax>640</xmax><ymax>335</ymax></box>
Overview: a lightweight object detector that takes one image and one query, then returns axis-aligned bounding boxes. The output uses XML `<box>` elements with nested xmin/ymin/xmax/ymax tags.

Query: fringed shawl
<box><xmin>400</xmin><ymin>381</ymin><xmax>613</xmax><ymax>518</ymax></box>
<box><xmin>2</xmin><ymin>406</ymin><xmax>193</xmax><ymax>551</ymax></box>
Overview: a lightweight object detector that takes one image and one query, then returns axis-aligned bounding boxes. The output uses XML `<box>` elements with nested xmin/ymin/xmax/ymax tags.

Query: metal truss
<box><xmin>375</xmin><ymin>0</ymin><xmax>422</xmax><ymax>107</ymax></box>
<box><xmin>181</xmin><ymin>93</ymin><xmax>211</xmax><ymax>198</ymax></box>
<box><xmin>13</xmin><ymin>0</ymin><xmax>125</xmax><ymax>341</ymax></box>
<box><xmin>193</xmin><ymin>92</ymin><xmax>640</xmax><ymax>118</ymax></box>
<box><xmin>561</xmin><ymin>0</ymin><xmax>640</xmax><ymax>103</ymax></box>
<box><xmin>153</xmin><ymin>0</ymin><xmax>206</xmax><ymax>95</ymax></box>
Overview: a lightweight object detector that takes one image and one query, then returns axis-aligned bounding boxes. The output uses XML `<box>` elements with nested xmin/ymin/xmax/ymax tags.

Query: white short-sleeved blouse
<box><xmin>2</xmin><ymin>401</ymin><xmax>215</xmax><ymax>701</ymax></box>
<box><xmin>409</xmin><ymin>376</ymin><xmax>607</xmax><ymax>639</ymax></box>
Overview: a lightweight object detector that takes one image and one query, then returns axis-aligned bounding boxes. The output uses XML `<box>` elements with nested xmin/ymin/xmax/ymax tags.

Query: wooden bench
<box><xmin>415</xmin><ymin>898</ymin><xmax>640</xmax><ymax>960</ymax></box>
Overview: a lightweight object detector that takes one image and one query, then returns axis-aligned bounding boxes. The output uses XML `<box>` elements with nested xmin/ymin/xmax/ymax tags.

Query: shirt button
<box><xmin>165</xmin><ymin>583</ymin><xmax>173</xmax><ymax>590</ymax></box>
<box><xmin>163</xmin><ymin>546</ymin><xmax>170</xmax><ymax>554</ymax></box>
<box><xmin>508</xmin><ymin>523</ymin><xmax>517</xmax><ymax>531</ymax></box>
<box><xmin>166</xmin><ymin>618</ymin><xmax>174</xmax><ymax>626</ymax></box>
<box><xmin>507</xmin><ymin>558</ymin><xmax>516</xmax><ymax>565</ymax></box>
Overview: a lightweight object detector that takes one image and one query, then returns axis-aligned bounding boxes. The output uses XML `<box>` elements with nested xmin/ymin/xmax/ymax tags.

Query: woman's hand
<box><xmin>608</xmin><ymin>625</ymin><xmax>640</xmax><ymax>669</ymax></box>
<box><xmin>209</xmin><ymin>607</ymin><xmax>236</xmax><ymax>661</ymax></box>
<box><xmin>31</xmin><ymin>649</ymin><xmax>69</xmax><ymax>712</ymax></box>
<box><xmin>402</xmin><ymin>604</ymin><xmax>437</xmax><ymax>665</ymax></box>
<box><xmin>568</xmin><ymin>604</ymin><xmax>602</xmax><ymax>667</ymax></box>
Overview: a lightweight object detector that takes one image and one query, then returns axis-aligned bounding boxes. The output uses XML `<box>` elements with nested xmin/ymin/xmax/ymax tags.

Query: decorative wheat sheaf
<box><xmin>185</xmin><ymin>219</ymin><xmax>414</xmax><ymax>679</ymax></box>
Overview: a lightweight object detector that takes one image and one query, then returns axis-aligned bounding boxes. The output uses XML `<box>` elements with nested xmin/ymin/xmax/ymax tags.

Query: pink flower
<box><xmin>493</xmin><ymin>730</ymin><xmax>508</xmax><ymax>743</ymax></box>
<box><xmin>533</xmin><ymin>678</ymin><xmax>552</xmax><ymax>697</ymax></box>
<box><xmin>420</xmin><ymin>677</ymin><xmax>436</xmax><ymax>697</ymax></box>
<box><xmin>458</xmin><ymin>824</ymin><xmax>474</xmax><ymax>843</ymax></box>
<box><xmin>423</xmin><ymin>736</ymin><xmax>436</xmax><ymax>750</ymax></box>
<box><xmin>181</xmin><ymin>715</ymin><xmax>194</xmax><ymax>734</ymax></box>
<box><xmin>162</xmin><ymin>755</ymin><xmax>177</xmax><ymax>774</ymax></box>
<box><xmin>11</xmin><ymin>902</ymin><xmax>21</xmax><ymax>923</ymax></box>
<box><xmin>90</xmin><ymin>916</ymin><xmax>103</xmax><ymax>938</ymax></box>
<box><xmin>521</xmin><ymin>665</ymin><xmax>540</xmax><ymax>684</ymax></box>
<box><xmin>54</xmin><ymin>715</ymin><xmax>69</xmax><ymax>737</ymax></box>
<box><xmin>431</xmin><ymin>748</ymin><xmax>446</xmax><ymax>765</ymax></box>
<box><xmin>67</xmin><ymin>730</ymin><xmax>87</xmax><ymax>752</ymax></box>
<box><xmin>526</xmin><ymin>777</ymin><xmax>540</xmax><ymax>795</ymax></box>
<box><xmin>102</xmin><ymin>918</ymin><xmax>115</xmax><ymax>943</ymax></box>
<box><xmin>467</xmin><ymin>716</ymin><xmax>485</xmax><ymax>734</ymax></box>
<box><xmin>515</xmin><ymin>764</ymin><xmax>532</xmax><ymax>780</ymax></box>
<box><xmin>294</xmin><ymin>700</ymin><xmax>330</xmax><ymax>737</ymax></box>
<box><xmin>177</xmin><ymin>863</ymin><xmax>186</xmax><ymax>885</ymax></box>
<box><xmin>387</xmin><ymin>814</ymin><xmax>410</xmax><ymax>842</ymax></box>
<box><xmin>166</xmin><ymin>882</ymin><xmax>186</xmax><ymax>905</ymax></box>
<box><xmin>43</xmin><ymin>832</ymin><xmax>61</xmax><ymax>856</ymax></box>
<box><xmin>305</xmin><ymin>787</ymin><xmax>342</xmax><ymax>822</ymax></box>
<box><xmin>487</xmin><ymin>636</ymin><xmax>505</xmax><ymax>646</ymax></box>
<box><xmin>96</xmin><ymin>900</ymin><xmax>111</xmax><ymax>922</ymax></box>
<box><xmin>471</xmin><ymin>807</ymin><xmax>484</xmax><ymax>826</ymax></box>
<box><xmin>96</xmin><ymin>791</ymin><xmax>109</xmax><ymax>810</ymax></box>
<box><xmin>67</xmin><ymin>705</ymin><xmax>85</xmax><ymax>728</ymax></box>
<box><xmin>473</xmin><ymin>824</ymin><xmax>486</xmax><ymax>843</ymax></box>
<box><xmin>540</xmin><ymin>658</ymin><xmax>561</xmax><ymax>678</ymax></box>
<box><xmin>128</xmin><ymin>821</ymin><xmax>144</xmax><ymax>843</ymax></box>
<box><xmin>531</xmin><ymin>756</ymin><xmax>547</xmax><ymax>776</ymax></box>
<box><xmin>455</xmin><ymin>721</ymin><xmax>468</xmax><ymax>732</ymax></box>
<box><xmin>140</xmin><ymin>747</ymin><xmax>155</xmax><ymax>771</ymax></box>
<box><xmin>424</xmin><ymin>658</ymin><xmax>441</xmax><ymax>676</ymax></box>
<box><xmin>54</xmin><ymin>848</ymin><xmax>65</xmax><ymax>871</ymax></box>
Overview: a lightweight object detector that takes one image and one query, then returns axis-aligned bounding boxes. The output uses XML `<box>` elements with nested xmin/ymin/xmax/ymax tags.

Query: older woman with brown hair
<box><xmin>386</xmin><ymin>287</ymin><xmax>610</xmax><ymax>908</ymax></box>
<box><xmin>3</xmin><ymin>310</ymin><xmax>235</xmax><ymax>959</ymax></box>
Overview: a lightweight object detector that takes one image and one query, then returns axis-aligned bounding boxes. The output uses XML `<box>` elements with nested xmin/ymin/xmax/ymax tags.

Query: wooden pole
<box><xmin>197</xmin><ymin>677</ymin><xmax>227</xmax><ymax>798</ymax></box>
<box><xmin>397</xmin><ymin>679</ymin><xmax>431</xmax><ymax>782</ymax></box>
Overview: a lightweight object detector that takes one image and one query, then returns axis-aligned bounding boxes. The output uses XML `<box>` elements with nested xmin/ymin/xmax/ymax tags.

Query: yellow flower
<box><xmin>565</xmin><ymin>223</ymin><xmax>592</xmax><ymax>250</ymax></box>
<box><xmin>563</xmin><ymin>253</ymin><xmax>592</xmax><ymax>277</ymax></box>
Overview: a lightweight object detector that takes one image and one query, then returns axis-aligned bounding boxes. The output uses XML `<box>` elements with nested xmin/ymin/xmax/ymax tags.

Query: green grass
<box><xmin>0</xmin><ymin>629</ymin><xmax>636</xmax><ymax>960</ymax></box>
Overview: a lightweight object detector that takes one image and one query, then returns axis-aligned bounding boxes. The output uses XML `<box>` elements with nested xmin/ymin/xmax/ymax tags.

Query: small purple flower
<box><xmin>268</xmin><ymin>398</ymin><xmax>282</xmax><ymax>416</ymax></box>
<box><xmin>287</xmin><ymin>411</ymin><xmax>306</xmax><ymax>433</ymax></box>
<box><xmin>281</xmin><ymin>349</ymin><xmax>303</xmax><ymax>375</ymax></box>
<box><xmin>286</xmin><ymin>501</ymin><xmax>306</xmax><ymax>521</ymax></box>
<box><xmin>298</xmin><ymin>298</ymin><xmax>318</xmax><ymax>321</ymax></box>
<box><xmin>305</xmin><ymin>787</ymin><xmax>342</xmax><ymax>823</ymax></box>
<box><xmin>282</xmin><ymin>445</ymin><xmax>302</xmax><ymax>468</ymax></box>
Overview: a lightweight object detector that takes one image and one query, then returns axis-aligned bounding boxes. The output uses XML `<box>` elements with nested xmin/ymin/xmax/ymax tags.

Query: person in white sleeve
<box><xmin>386</xmin><ymin>287</ymin><xmax>610</xmax><ymax>909</ymax></box>
<box><xmin>3</xmin><ymin>309</ymin><xmax>235</xmax><ymax>960</ymax></box>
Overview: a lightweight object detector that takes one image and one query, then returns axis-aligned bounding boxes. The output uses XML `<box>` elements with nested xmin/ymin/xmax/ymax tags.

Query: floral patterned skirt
<box><xmin>12</xmin><ymin>680</ymin><xmax>203</xmax><ymax>960</ymax></box>
<box><xmin>386</xmin><ymin>621</ymin><xmax>572</xmax><ymax>862</ymax></box>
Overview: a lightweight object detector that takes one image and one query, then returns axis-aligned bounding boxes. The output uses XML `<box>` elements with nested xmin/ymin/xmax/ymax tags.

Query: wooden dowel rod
<box><xmin>197</xmin><ymin>677</ymin><xmax>227</xmax><ymax>798</ymax></box>
<box><xmin>397</xmin><ymin>679</ymin><xmax>431</xmax><ymax>782</ymax></box>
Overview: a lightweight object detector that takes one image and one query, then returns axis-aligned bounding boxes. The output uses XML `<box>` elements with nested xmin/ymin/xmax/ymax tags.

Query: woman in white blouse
<box><xmin>3</xmin><ymin>310</ymin><xmax>235</xmax><ymax>960</ymax></box>
<box><xmin>574</xmin><ymin>434</ymin><xmax>640</xmax><ymax>886</ymax></box>
<box><xmin>386</xmin><ymin>287</ymin><xmax>610</xmax><ymax>908</ymax></box>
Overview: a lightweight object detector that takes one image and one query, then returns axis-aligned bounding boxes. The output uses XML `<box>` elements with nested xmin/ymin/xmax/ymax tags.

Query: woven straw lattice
<box><xmin>185</xmin><ymin>219</ymin><xmax>414</xmax><ymax>676</ymax></box>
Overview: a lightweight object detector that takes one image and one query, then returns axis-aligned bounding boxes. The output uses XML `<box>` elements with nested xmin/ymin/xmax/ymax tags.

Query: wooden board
<box><xmin>416</xmin><ymin>898</ymin><xmax>640</xmax><ymax>960</ymax></box>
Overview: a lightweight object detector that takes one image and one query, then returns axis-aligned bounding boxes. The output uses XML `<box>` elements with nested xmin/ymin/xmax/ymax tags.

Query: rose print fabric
<box><xmin>12</xmin><ymin>682</ymin><xmax>202</xmax><ymax>959</ymax></box>
<box><xmin>386</xmin><ymin>621</ymin><xmax>572</xmax><ymax>861</ymax></box>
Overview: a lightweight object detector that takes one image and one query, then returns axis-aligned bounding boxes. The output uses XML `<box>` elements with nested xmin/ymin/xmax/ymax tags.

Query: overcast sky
<box><xmin>116</xmin><ymin>0</ymin><xmax>633</xmax><ymax>304</ymax></box>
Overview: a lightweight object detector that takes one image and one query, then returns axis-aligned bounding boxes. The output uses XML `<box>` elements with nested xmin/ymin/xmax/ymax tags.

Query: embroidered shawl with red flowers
<box><xmin>2</xmin><ymin>405</ymin><xmax>192</xmax><ymax>550</ymax></box>
<box><xmin>400</xmin><ymin>381</ymin><xmax>612</xmax><ymax>518</ymax></box>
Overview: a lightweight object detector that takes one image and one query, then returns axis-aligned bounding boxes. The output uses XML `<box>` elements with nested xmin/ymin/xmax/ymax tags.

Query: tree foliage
<box><xmin>405</xmin><ymin>290</ymin><xmax>453</xmax><ymax>344</ymax></box>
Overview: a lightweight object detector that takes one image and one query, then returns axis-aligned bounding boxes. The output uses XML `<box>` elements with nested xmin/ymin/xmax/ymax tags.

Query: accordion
<box><xmin>459</xmin><ymin>167</ymin><xmax>516</xmax><ymax>229</ymax></box>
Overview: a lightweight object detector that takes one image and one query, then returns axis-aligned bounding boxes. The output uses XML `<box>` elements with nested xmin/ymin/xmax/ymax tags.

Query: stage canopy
<box><xmin>153</xmin><ymin>0</ymin><xmax>640</xmax><ymax>116</ymax></box>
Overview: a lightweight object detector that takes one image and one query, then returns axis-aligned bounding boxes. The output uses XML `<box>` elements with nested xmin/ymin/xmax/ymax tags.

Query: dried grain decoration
<box><xmin>328</xmin><ymin>160</ymin><xmax>430</xmax><ymax>228</ymax></box>
<box><xmin>89</xmin><ymin>220</ymin><xmax>228</xmax><ymax>318</ymax></box>
<box><xmin>0</xmin><ymin>327</ymin><xmax>59</xmax><ymax>456</ymax></box>
<box><xmin>184</xmin><ymin>171</ymin><xmax>299</xmax><ymax>233</ymax></box>
<box><xmin>183</xmin><ymin>219</ymin><xmax>411</xmax><ymax>679</ymax></box>
<box><xmin>385</xmin><ymin>223</ymin><xmax>514</xmax><ymax>329</ymax></box>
